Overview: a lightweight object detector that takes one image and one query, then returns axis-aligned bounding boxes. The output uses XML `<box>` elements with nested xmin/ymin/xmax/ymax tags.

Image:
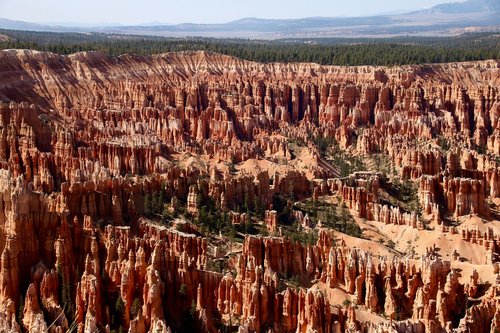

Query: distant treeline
<box><xmin>0</xmin><ymin>29</ymin><xmax>498</xmax><ymax>66</ymax></box>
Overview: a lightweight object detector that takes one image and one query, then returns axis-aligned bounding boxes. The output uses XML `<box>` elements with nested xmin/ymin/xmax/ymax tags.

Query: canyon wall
<box><xmin>0</xmin><ymin>50</ymin><xmax>498</xmax><ymax>332</ymax></box>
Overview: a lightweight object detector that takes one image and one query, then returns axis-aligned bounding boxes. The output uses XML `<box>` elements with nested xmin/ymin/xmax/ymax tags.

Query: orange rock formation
<box><xmin>0</xmin><ymin>49</ymin><xmax>498</xmax><ymax>332</ymax></box>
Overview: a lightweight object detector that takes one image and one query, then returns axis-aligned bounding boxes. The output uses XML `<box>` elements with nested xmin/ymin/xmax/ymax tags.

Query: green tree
<box><xmin>179</xmin><ymin>284</ymin><xmax>188</xmax><ymax>296</ymax></box>
<box><xmin>57</xmin><ymin>265</ymin><xmax>73</xmax><ymax>322</ymax></box>
<box><xmin>144</xmin><ymin>193</ymin><xmax>152</xmax><ymax>216</ymax></box>
<box><xmin>17</xmin><ymin>294</ymin><xmax>24</xmax><ymax>324</ymax></box>
<box><xmin>152</xmin><ymin>191</ymin><xmax>160</xmax><ymax>214</ymax></box>
<box><xmin>253</xmin><ymin>197</ymin><xmax>265</xmax><ymax>219</ymax></box>
<box><xmin>130</xmin><ymin>297</ymin><xmax>142</xmax><ymax>319</ymax></box>
<box><xmin>113</xmin><ymin>296</ymin><xmax>125</xmax><ymax>328</ymax></box>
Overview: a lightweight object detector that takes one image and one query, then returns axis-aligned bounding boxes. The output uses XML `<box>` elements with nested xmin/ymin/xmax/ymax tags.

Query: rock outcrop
<box><xmin>0</xmin><ymin>49</ymin><xmax>498</xmax><ymax>332</ymax></box>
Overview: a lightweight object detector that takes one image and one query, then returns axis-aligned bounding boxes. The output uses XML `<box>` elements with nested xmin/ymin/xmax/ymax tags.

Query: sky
<box><xmin>0</xmin><ymin>0</ymin><xmax>464</xmax><ymax>25</ymax></box>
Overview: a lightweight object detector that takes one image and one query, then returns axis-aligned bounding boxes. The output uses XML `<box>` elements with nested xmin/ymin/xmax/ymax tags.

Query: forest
<box><xmin>0</xmin><ymin>29</ymin><xmax>499</xmax><ymax>66</ymax></box>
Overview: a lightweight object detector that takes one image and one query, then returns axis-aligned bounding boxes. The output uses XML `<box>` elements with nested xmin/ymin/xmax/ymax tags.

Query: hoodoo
<box><xmin>0</xmin><ymin>49</ymin><xmax>499</xmax><ymax>332</ymax></box>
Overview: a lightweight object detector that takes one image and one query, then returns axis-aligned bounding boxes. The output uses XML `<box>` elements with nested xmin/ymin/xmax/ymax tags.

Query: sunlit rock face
<box><xmin>0</xmin><ymin>49</ymin><xmax>498</xmax><ymax>332</ymax></box>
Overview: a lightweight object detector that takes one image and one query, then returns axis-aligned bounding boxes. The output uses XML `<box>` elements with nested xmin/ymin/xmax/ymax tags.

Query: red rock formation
<box><xmin>40</xmin><ymin>269</ymin><xmax>69</xmax><ymax>332</ymax></box>
<box><xmin>264</xmin><ymin>210</ymin><xmax>277</xmax><ymax>233</ymax></box>
<box><xmin>22</xmin><ymin>283</ymin><xmax>47</xmax><ymax>332</ymax></box>
<box><xmin>0</xmin><ymin>50</ymin><xmax>498</xmax><ymax>332</ymax></box>
<box><xmin>370</xmin><ymin>203</ymin><xmax>420</xmax><ymax>229</ymax></box>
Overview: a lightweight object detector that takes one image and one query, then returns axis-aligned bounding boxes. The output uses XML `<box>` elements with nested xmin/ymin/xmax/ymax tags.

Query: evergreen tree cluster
<box><xmin>56</xmin><ymin>265</ymin><xmax>74</xmax><ymax>324</ymax></box>
<box><xmin>0</xmin><ymin>29</ymin><xmax>498</xmax><ymax>66</ymax></box>
<box><xmin>297</xmin><ymin>199</ymin><xmax>363</xmax><ymax>239</ymax></box>
<box><xmin>143</xmin><ymin>183</ymin><xmax>178</xmax><ymax>225</ymax></box>
<box><xmin>143</xmin><ymin>190</ymin><xmax>165</xmax><ymax>217</ymax></box>
<box><xmin>197</xmin><ymin>198</ymin><xmax>232</xmax><ymax>233</ymax></box>
<box><xmin>307</xmin><ymin>133</ymin><xmax>366</xmax><ymax>177</ymax></box>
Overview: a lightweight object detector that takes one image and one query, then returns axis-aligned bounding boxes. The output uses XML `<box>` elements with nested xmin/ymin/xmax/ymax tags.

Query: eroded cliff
<box><xmin>0</xmin><ymin>49</ymin><xmax>499</xmax><ymax>332</ymax></box>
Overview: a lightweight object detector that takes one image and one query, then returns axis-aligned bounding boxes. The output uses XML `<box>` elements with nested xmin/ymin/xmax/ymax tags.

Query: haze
<box><xmin>0</xmin><ymin>0</ymin><xmax>465</xmax><ymax>25</ymax></box>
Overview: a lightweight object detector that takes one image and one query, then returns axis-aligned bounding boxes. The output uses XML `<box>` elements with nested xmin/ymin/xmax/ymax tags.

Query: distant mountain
<box><xmin>423</xmin><ymin>0</ymin><xmax>500</xmax><ymax>13</ymax></box>
<box><xmin>0</xmin><ymin>18</ymin><xmax>54</xmax><ymax>31</ymax></box>
<box><xmin>0</xmin><ymin>0</ymin><xmax>498</xmax><ymax>38</ymax></box>
<box><xmin>0</xmin><ymin>18</ymin><xmax>84</xmax><ymax>32</ymax></box>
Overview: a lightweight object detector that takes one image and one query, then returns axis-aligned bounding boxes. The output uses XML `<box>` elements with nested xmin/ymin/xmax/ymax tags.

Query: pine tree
<box><xmin>130</xmin><ymin>298</ymin><xmax>142</xmax><ymax>319</ymax></box>
<box><xmin>144</xmin><ymin>193</ymin><xmax>152</xmax><ymax>216</ymax></box>
<box><xmin>17</xmin><ymin>294</ymin><xmax>24</xmax><ymax>324</ymax></box>
<box><xmin>61</xmin><ymin>279</ymin><xmax>72</xmax><ymax>320</ymax></box>
<box><xmin>114</xmin><ymin>296</ymin><xmax>125</xmax><ymax>328</ymax></box>
<box><xmin>158</xmin><ymin>190</ymin><xmax>165</xmax><ymax>213</ymax></box>
<box><xmin>56</xmin><ymin>265</ymin><xmax>73</xmax><ymax>322</ymax></box>
<box><xmin>152</xmin><ymin>191</ymin><xmax>160</xmax><ymax>214</ymax></box>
